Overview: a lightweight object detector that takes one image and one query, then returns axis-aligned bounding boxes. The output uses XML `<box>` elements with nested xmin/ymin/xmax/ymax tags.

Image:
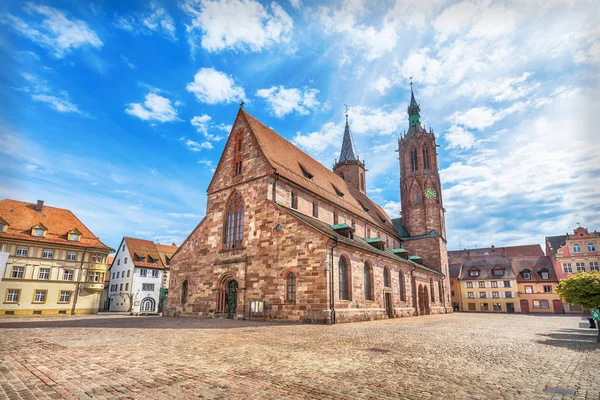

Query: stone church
<box><xmin>167</xmin><ymin>87</ymin><xmax>451</xmax><ymax>323</ymax></box>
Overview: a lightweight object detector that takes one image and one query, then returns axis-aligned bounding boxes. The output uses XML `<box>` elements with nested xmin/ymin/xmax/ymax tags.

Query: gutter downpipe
<box><xmin>329</xmin><ymin>237</ymin><xmax>339</xmax><ymax>325</ymax></box>
<box><xmin>71</xmin><ymin>247</ymin><xmax>88</xmax><ymax>316</ymax></box>
<box><xmin>410</xmin><ymin>265</ymin><xmax>417</xmax><ymax>316</ymax></box>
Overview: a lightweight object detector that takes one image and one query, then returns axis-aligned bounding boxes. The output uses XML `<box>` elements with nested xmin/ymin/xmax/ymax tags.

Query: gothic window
<box><xmin>399</xmin><ymin>270</ymin><xmax>406</xmax><ymax>301</ymax></box>
<box><xmin>286</xmin><ymin>273</ymin><xmax>297</xmax><ymax>302</ymax></box>
<box><xmin>573</xmin><ymin>243</ymin><xmax>581</xmax><ymax>253</ymax></box>
<box><xmin>422</xmin><ymin>146</ymin><xmax>431</xmax><ymax>170</ymax></box>
<box><xmin>290</xmin><ymin>191</ymin><xmax>297</xmax><ymax>209</ymax></box>
<box><xmin>360</xmin><ymin>173</ymin><xmax>365</xmax><ymax>192</ymax></box>
<box><xmin>410</xmin><ymin>148</ymin><xmax>418</xmax><ymax>172</ymax></box>
<box><xmin>438</xmin><ymin>281</ymin><xmax>443</xmax><ymax>302</ymax></box>
<box><xmin>224</xmin><ymin>191</ymin><xmax>244</xmax><ymax>249</ymax></box>
<box><xmin>181</xmin><ymin>280</ymin><xmax>188</xmax><ymax>303</ymax></box>
<box><xmin>587</xmin><ymin>242</ymin><xmax>596</xmax><ymax>252</ymax></box>
<box><xmin>364</xmin><ymin>263</ymin><xmax>372</xmax><ymax>300</ymax></box>
<box><xmin>233</xmin><ymin>134</ymin><xmax>243</xmax><ymax>177</ymax></box>
<box><xmin>383</xmin><ymin>267</ymin><xmax>391</xmax><ymax>288</ymax></box>
<box><xmin>430</xmin><ymin>278</ymin><xmax>435</xmax><ymax>302</ymax></box>
<box><xmin>339</xmin><ymin>257</ymin><xmax>350</xmax><ymax>300</ymax></box>
<box><xmin>413</xmin><ymin>188</ymin><xmax>421</xmax><ymax>205</ymax></box>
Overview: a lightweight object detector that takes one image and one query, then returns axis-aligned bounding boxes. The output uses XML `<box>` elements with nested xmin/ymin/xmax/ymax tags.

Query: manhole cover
<box><xmin>544</xmin><ymin>386</ymin><xmax>577</xmax><ymax>396</ymax></box>
<box><xmin>367</xmin><ymin>348</ymin><xmax>391</xmax><ymax>353</ymax></box>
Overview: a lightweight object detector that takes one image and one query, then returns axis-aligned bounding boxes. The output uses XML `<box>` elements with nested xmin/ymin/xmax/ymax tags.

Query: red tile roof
<box><xmin>511</xmin><ymin>256</ymin><xmax>558</xmax><ymax>283</ymax></box>
<box><xmin>123</xmin><ymin>237</ymin><xmax>178</xmax><ymax>270</ymax></box>
<box><xmin>241</xmin><ymin>110</ymin><xmax>399</xmax><ymax>238</ymax></box>
<box><xmin>449</xmin><ymin>244</ymin><xmax>544</xmax><ymax>263</ymax></box>
<box><xmin>0</xmin><ymin>199</ymin><xmax>113</xmax><ymax>251</ymax></box>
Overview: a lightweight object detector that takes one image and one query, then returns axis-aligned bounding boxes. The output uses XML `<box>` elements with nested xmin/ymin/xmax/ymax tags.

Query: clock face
<box><xmin>425</xmin><ymin>187</ymin><xmax>437</xmax><ymax>199</ymax></box>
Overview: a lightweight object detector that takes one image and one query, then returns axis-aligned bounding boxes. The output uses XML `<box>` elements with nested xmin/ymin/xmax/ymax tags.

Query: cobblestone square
<box><xmin>0</xmin><ymin>313</ymin><xmax>598</xmax><ymax>400</ymax></box>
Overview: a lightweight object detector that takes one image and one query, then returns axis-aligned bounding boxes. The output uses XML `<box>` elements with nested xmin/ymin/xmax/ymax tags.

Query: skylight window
<box><xmin>358</xmin><ymin>201</ymin><xmax>369</xmax><ymax>212</ymax></box>
<box><xmin>299</xmin><ymin>163</ymin><xmax>313</xmax><ymax>181</ymax></box>
<box><xmin>332</xmin><ymin>184</ymin><xmax>344</xmax><ymax>198</ymax></box>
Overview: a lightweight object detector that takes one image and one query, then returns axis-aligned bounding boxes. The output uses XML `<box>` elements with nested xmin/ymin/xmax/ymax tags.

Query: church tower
<box><xmin>333</xmin><ymin>110</ymin><xmax>367</xmax><ymax>194</ymax></box>
<box><xmin>398</xmin><ymin>84</ymin><xmax>446</xmax><ymax>240</ymax></box>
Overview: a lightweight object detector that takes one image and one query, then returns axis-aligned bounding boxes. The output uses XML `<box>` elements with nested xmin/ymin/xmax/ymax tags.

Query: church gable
<box><xmin>207</xmin><ymin>109</ymin><xmax>273</xmax><ymax>194</ymax></box>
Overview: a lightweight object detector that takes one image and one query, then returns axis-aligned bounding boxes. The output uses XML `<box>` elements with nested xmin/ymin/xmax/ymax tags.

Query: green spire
<box><xmin>407</xmin><ymin>81</ymin><xmax>421</xmax><ymax>127</ymax></box>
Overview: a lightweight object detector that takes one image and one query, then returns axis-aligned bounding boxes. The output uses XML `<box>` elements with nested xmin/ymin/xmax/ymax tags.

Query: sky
<box><xmin>1</xmin><ymin>0</ymin><xmax>599</xmax><ymax>254</ymax></box>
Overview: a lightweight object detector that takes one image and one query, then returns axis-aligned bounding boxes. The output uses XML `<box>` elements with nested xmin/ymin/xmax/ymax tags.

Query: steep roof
<box><xmin>155</xmin><ymin>243</ymin><xmax>178</xmax><ymax>266</ymax></box>
<box><xmin>0</xmin><ymin>199</ymin><xmax>113</xmax><ymax>251</ymax></box>
<box><xmin>275</xmin><ymin>202</ymin><xmax>443</xmax><ymax>277</ymax></box>
<box><xmin>391</xmin><ymin>217</ymin><xmax>410</xmax><ymax>238</ymax></box>
<box><xmin>449</xmin><ymin>263</ymin><xmax>462</xmax><ymax>279</ymax></box>
<box><xmin>458</xmin><ymin>254</ymin><xmax>516</xmax><ymax>280</ymax></box>
<box><xmin>241</xmin><ymin>110</ymin><xmax>399</xmax><ymax>238</ymax></box>
<box><xmin>511</xmin><ymin>256</ymin><xmax>558</xmax><ymax>283</ymax></box>
<box><xmin>123</xmin><ymin>237</ymin><xmax>178</xmax><ymax>270</ymax></box>
<box><xmin>448</xmin><ymin>244</ymin><xmax>544</xmax><ymax>262</ymax></box>
<box><xmin>546</xmin><ymin>235</ymin><xmax>567</xmax><ymax>256</ymax></box>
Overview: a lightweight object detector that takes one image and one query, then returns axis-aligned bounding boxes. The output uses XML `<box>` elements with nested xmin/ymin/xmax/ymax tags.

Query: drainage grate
<box><xmin>367</xmin><ymin>348</ymin><xmax>391</xmax><ymax>353</ymax></box>
<box><xmin>544</xmin><ymin>386</ymin><xmax>577</xmax><ymax>396</ymax></box>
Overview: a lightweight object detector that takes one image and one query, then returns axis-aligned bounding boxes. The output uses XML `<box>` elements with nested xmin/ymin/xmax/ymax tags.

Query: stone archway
<box><xmin>140</xmin><ymin>297</ymin><xmax>156</xmax><ymax>312</ymax></box>
<box><xmin>417</xmin><ymin>284</ymin><xmax>430</xmax><ymax>316</ymax></box>
<box><xmin>216</xmin><ymin>274</ymin><xmax>238</xmax><ymax>319</ymax></box>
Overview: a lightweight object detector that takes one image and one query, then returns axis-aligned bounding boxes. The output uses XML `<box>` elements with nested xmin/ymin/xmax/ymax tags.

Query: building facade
<box><xmin>108</xmin><ymin>237</ymin><xmax>176</xmax><ymax>313</ymax></box>
<box><xmin>452</xmin><ymin>253</ymin><xmax>519</xmax><ymax>313</ymax></box>
<box><xmin>512</xmin><ymin>256</ymin><xmax>562</xmax><ymax>313</ymax></box>
<box><xmin>0</xmin><ymin>199</ymin><xmax>113</xmax><ymax>316</ymax></box>
<box><xmin>167</xmin><ymin>89</ymin><xmax>452</xmax><ymax>323</ymax></box>
<box><xmin>546</xmin><ymin>226</ymin><xmax>599</xmax><ymax>312</ymax></box>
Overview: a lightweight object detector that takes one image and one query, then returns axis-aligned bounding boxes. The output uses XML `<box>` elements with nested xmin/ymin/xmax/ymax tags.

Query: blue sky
<box><xmin>1</xmin><ymin>0</ymin><xmax>598</xmax><ymax>253</ymax></box>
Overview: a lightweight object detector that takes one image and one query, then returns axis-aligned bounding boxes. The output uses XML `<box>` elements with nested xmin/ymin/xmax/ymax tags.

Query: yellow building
<box><xmin>512</xmin><ymin>256</ymin><xmax>562</xmax><ymax>314</ymax></box>
<box><xmin>454</xmin><ymin>254</ymin><xmax>519</xmax><ymax>313</ymax></box>
<box><xmin>0</xmin><ymin>199</ymin><xmax>114</xmax><ymax>316</ymax></box>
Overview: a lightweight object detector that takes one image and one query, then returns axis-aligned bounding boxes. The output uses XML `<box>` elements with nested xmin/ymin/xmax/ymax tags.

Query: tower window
<box><xmin>410</xmin><ymin>148</ymin><xmax>418</xmax><ymax>172</ymax></box>
<box><xmin>422</xmin><ymin>146</ymin><xmax>430</xmax><ymax>170</ymax></box>
<box><xmin>360</xmin><ymin>173</ymin><xmax>365</xmax><ymax>192</ymax></box>
<box><xmin>413</xmin><ymin>188</ymin><xmax>421</xmax><ymax>205</ymax></box>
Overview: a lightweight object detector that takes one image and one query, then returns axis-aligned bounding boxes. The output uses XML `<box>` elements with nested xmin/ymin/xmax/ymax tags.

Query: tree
<box><xmin>555</xmin><ymin>271</ymin><xmax>600</xmax><ymax>342</ymax></box>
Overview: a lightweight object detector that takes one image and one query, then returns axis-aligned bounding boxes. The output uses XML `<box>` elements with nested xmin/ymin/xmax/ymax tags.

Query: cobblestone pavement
<box><xmin>0</xmin><ymin>313</ymin><xmax>598</xmax><ymax>400</ymax></box>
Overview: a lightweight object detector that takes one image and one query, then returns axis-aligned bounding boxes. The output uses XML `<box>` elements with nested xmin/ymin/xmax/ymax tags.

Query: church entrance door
<box><xmin>384</xmin><ymin>292</ymin><xmax>393</xmax><ymax>318</ymax></box>
<box><xmin>226</xmin><ymin>280</ymin><xmax>238</xmax><ymax>319</ymax></box>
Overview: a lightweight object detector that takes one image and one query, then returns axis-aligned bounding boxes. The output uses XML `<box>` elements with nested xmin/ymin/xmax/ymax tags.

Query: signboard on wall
<box><xmin>0</xmin><ymin>252</ymin><xmax>8</xmax><ymax>283</ymax></box>
<box><xmin>250</xmin><ymin>301</ymin><xmax>264</xmax><ymax>313</ymax></box>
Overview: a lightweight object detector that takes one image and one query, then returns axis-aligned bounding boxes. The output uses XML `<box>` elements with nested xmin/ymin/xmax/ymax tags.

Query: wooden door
<box><xmin>385</xmin><ymin>292</ymin><xmax>393</xmax><ymax>318</ymax></box>
<box><xmin>552</xmin><ymin>299</ymin><xmax>563</xmax><ymax>314</ymax></box>
<box><xmin>520</xmin><ymin>299</ymin><xmax>529</xmax><ymax>313</ymax></box>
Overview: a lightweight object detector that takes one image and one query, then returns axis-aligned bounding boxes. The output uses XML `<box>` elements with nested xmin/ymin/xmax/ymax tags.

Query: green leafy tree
<box><xmin>555</xmin><ymin>271</ymin><xmax>600</xmax><ymax>341</ymax></box>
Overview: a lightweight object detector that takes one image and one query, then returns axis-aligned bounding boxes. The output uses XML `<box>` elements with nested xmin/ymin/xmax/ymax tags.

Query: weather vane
<box><xmin>240</xmin><ymin>100</ymin><xmax>245</xmax><ymax>109</ymax></box>
<box><xmin>410</xmin><ymin>76</ymin><xmax>413</xmax><ymax>87</ymax></box>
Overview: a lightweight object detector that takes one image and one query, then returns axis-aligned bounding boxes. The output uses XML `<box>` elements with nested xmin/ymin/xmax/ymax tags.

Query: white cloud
<box><xmin>315</xmin><ymin>1</ymin><xmax>398</xmax><ymax>60</ymax></box>
<box><xmin>371</xmin><ymin>76</ymin><xmax>392</xmax><ymax>95</ymax></box>
<box><xmin>382</xmin><ymin>200</ymin><xmax>401</xmax><ymax>218</ymax></box>
<box><xmin>180</xmin><ymin>0</ymin><xmax>293</xmax><ymax>53</ymax></box>
<box><xmin>121</xmin><ymin>55</ymin><xmax>136</xmax><ymax>69</ymax></box>
<box><xmin>186</xmin><ymin>68</ymin><xmax>245</xmax><ymax>104</ymax></box>
<box><xmin>444</xmin><ymin>125</ymin><xmax>476</xmax><ymax>150</ymax></box>
<box><xmin>167</xmin><ymin>212</ymin><xmax>202</xmax><ymax>219</ymax></box>
<box><xmin>457</xmin><ymin>73</ymin><xmax>540</xmax><ymax>102</ymax></box>
<box><xmin>256</xmin><ymin>86</ymin><xmax>320</xmax><ymax>117</ymax></box>
<box><xmin>31</xmin><ymin>94</ymin><xmax>80</xmax><ymax>113</ymax></box>
<box><xmin>125</xmin><ymin>92</ymin><xmax>179</xmax><ymax>122</ymax></box>
<box><xmin>114</xmin><ymin>2</ymin><xmax>176</xmax><ymax>40</ymax></box>
<box><xmin>289</xmin><ymin>0</ymin><xmax>302</xmax><ymax>9</ymax></box>
<box><xmin>447</xmin><ymin>105</ymin><xmax>519</xmax><ymax>131</ymax></box>
<box><xmin>2</xmin><ymin>4</ymin><xmax>102</xmax><ymax>58</ymax></box>
<box><xmin>293</xmin><ymin>122</ymin><xmax>340</xmax><ymax>154</ymax></box>
<box><xmin>191</xmin><ymin>114</ymin><xmax>226</xmax><ymax>141</ymax></box>
<box><xmin>185</xmin><ymin>139</ymin><xmax>212</xmax><ymax>151</ymax></box>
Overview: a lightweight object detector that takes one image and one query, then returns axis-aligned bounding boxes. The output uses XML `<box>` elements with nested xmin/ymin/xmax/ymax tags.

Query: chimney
<box><xmin>35</xmin><ymin>200</ymin><xmax>44</xmax><ymax>212</ymax></box>
<box><xmin>490</xmin><ymin>244</ymin><xmax>496</xmax><ymax>252</ymax></box>
<box><xmin>466</xmin><ymin>251</ymin><xmax>471</xmax><ymax>259</ymax></box>
<box><xmin>172</xmin><ymin>243</ymin><xmax>176</xmax><ymax>246</ymax></box>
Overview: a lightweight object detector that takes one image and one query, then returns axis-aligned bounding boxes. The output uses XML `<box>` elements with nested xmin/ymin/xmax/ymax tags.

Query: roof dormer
<box><xmin>31</xmin><ymin>223</ymin><xmax>48</xmax><ymax>238</ymax></box>
<box><xmin>468</xmin><ymin>267</ymin><xmax>480</xmax><ymax>277</ymax></box>
<box><xmin>0</xmin><ymin>217</ymin><xmax>10</xmax><ymax>233</ymax></box>
<box><xmin>67</xmin><ymin>228</ymin><xmax>82</xmax><ymax>242</ymax></box>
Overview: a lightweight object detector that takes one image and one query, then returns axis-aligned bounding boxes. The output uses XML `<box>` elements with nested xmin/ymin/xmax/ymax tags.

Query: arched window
<box><xmin>413</xmin><ymin>187</ymin><xmax>421</xmax><ymax>205</ymax></box>
<box><xmin>383</xmin><ymin>267</ymin><xmax>391</xmax><ymax>287</ymax></box>
<box><xmin>339</xmin><ymin>257</ymin><xmax>349</xmax><ymax>300</ymax></box>
<box><xmin>438</xmin><ymin>280</ymin><xmax>443</xmax><ymax>302</ymax></box>
<box><xmin>399</xmin><ymin>270</ymin><xmax>406</xmax><ymax>301</ymax></box>
<box><xmin>587</xmin><ymin>242</ymin><xmax>596</xmax><ymax>252</ymax></box>
<box><xmin>224</xmin><ymin>191</ymin><xmax>244</xmax><ymax>249</ymax></box>
<box><xmin>430</xmin><ymin>278</ymin><xmax>435</xmax><ymax>302</ymax></box>
<box><xmin>410</xmin><ymin>148</ymin><xmax>418</xmax><ymax>172</ymax></box>
<box><xmin>286</xmin><ymin>273</ymin><xmax>297</xmax><ymax>302</ymax></box>
<box><xmin>181</xmin><ymin>280</ymin><xmax>188</xmax><ymax>303</ymax></box>
<box><xmin>573</xmin><ymin>243</ymin><xmax>581</xmax><ymax>253</ymax></box>
<box><xmin>360</xmin><ymin>173</ymin><xmax>365</xmax><ymax>192</ymax></box>
<box><xmin>422</xmin><ymin>146</ymin><xmax>430</xmax><ymax>170</ymax></box>
<box><xmin>364</xmin><ymin>263</ymin><xmax>372</xmax><ymax>300</ymax></box>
